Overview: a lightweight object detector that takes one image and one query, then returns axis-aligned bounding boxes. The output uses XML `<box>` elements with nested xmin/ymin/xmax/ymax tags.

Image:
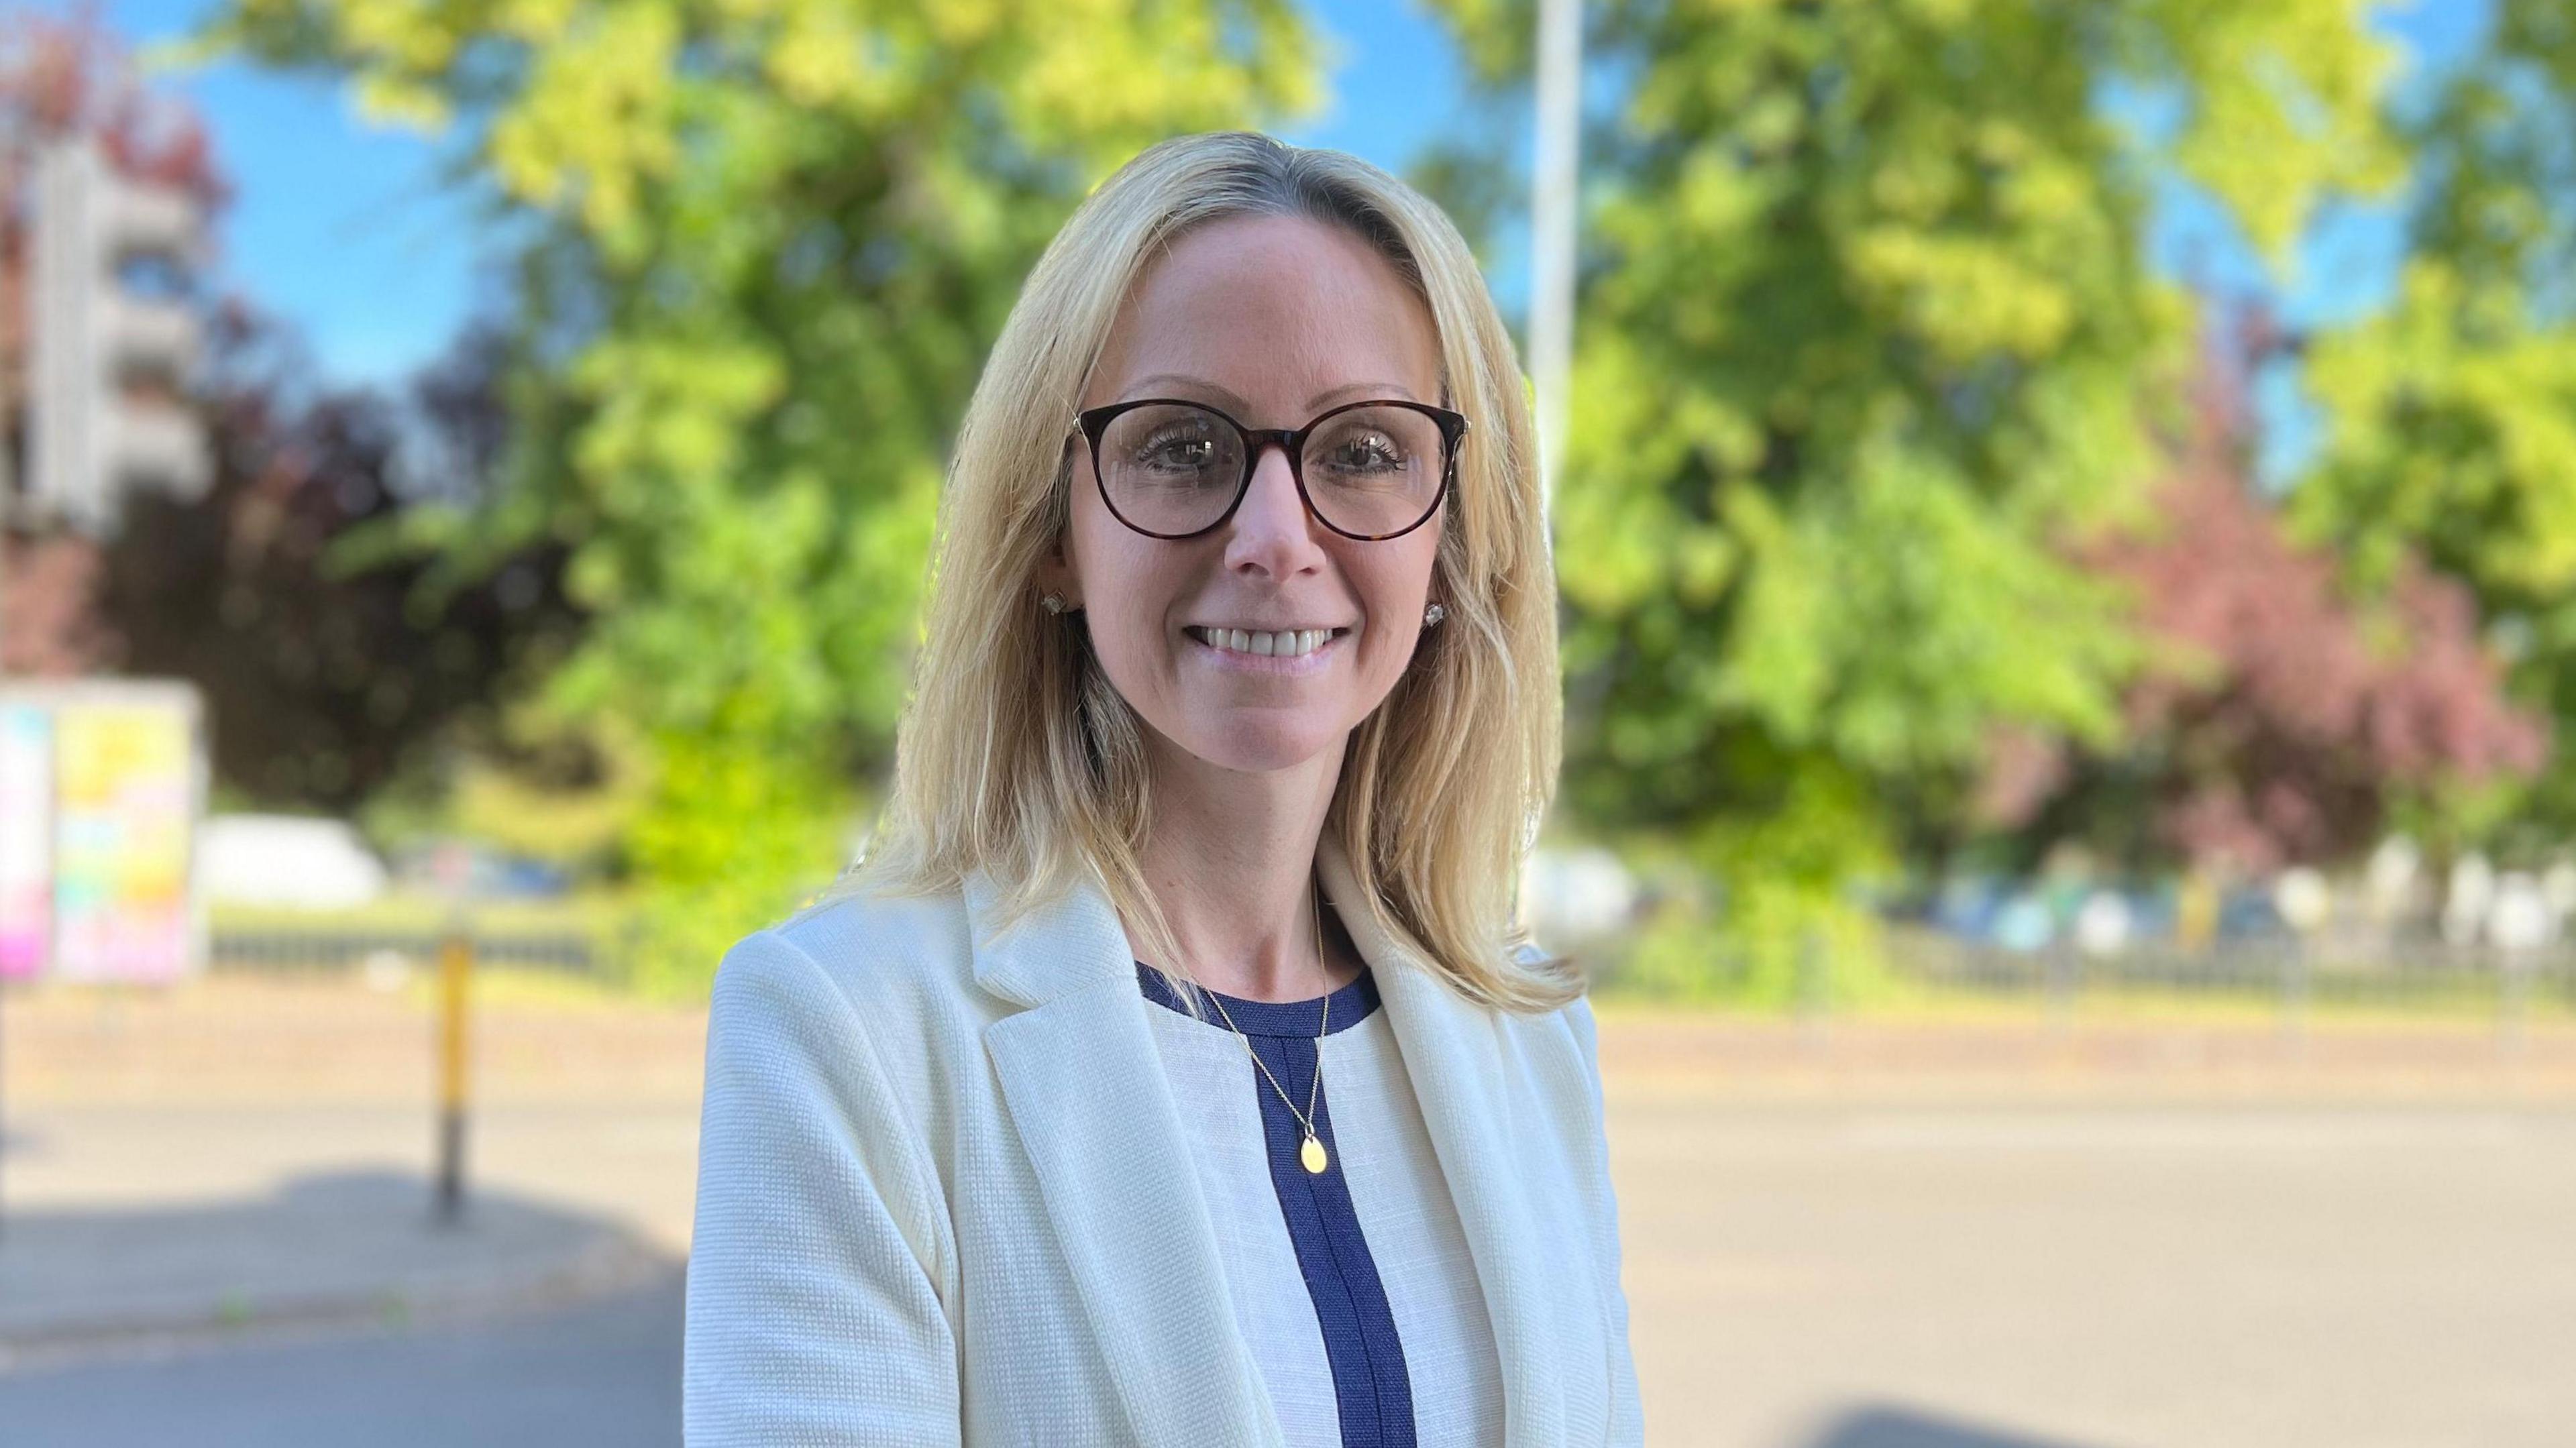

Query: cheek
<box><xmin>1071</xmin><ymin>524</ymin><xmax>1183</xmax><ymax>665</ymax></box>
<box><xmin>1368</xmin><ymin>538</ymin><xmax>1443</xmax><ymax>623</ymax></box>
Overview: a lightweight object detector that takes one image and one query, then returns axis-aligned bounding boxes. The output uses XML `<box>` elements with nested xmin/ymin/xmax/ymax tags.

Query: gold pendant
<box><xmin>1300</xmin><ymin>1134</ymin><xmax>1329</xmax><ymax>1174</ymax></box>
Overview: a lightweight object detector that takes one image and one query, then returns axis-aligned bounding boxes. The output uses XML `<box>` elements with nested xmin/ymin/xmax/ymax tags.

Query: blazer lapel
<box><xmin>971</xmin><ymin>864</ymin><xmax>1285</xmax><ymax>1447</ymax></box>
<box><xmin>971</xmin><ymin>836</ymin><xmax>1585</xmax><ymax>1448</ymax></box>
<box><xmin>1316</xmin><ymin>832</ymin><xmax>1571</xmax><ymax>1448</ymax></box>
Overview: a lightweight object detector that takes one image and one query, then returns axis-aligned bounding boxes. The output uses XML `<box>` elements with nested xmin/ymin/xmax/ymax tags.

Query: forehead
<box><xmin>1090</xmin><ymin>213</ymin><xmax>1443</xmax><ymax>416</ymax></box>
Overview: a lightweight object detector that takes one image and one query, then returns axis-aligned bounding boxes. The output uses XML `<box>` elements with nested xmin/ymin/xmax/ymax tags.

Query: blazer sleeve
<box><xmin>1566</xmin><ymin>991</ymin><xmax>1646</xmax><ymax>1446</ymax></box>
<box><xmin>684</xmin><ymin>928</ymin><xmax>961</xmax><ymax>1447</ymax></box>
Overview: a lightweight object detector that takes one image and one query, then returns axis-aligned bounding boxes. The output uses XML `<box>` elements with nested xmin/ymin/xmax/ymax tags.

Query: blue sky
<box><xmin>43</xmin><ymin>0</ymin><xmax>2494</xmax><ymax>467</ymax></box>
<box><xmin>42</xmin><ymin>0</ymin><xmax>1487</xmax><ymax>393</ymax></box>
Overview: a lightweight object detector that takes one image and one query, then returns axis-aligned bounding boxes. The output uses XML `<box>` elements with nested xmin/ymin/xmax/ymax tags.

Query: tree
<box><xmin>1978</xmin><ymin>306</ymin><xmax>2548</xmax><ymax>881</ymax></box>
<box><xmin>0</xmin><ymin>10</ymin><xmax>572</xmax><ymax>818</ymax></box>
<box><xmin>97</xmin><ymin>306</ymin><xmax>582</xmax><ymax>814</ymax></box>
<box><xmin>2288</xmin><ymin>0</ymin><xmax>2576</xmax><ymax>858</ymax></box>
<box><xmin>186</xmin><ymin>0</ymin><xmax>1324</xmax><ymax>991</ymax></box>
<box><xmin>1428</xmin><ymin>0</ymin><xmax>2404</xmax><ymax>993</ymax></box>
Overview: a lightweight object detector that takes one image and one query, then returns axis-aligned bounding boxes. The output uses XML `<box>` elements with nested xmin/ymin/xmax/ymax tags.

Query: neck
<box><xmin>1129</xmin><ymin>732</ymin><xmax>1358</xmax><ymax>1003</ymax></box>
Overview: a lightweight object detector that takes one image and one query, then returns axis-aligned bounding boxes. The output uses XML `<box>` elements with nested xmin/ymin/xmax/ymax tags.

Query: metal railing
<box><xmin>1866</xmin><ymin>926</ymin><xmax>2576</xmax><ymax>1029</ymax></box>
<box><xmin>210</xmin><ymin>930</ymin><xmax>602</xmax><ymax>977</ymax></box>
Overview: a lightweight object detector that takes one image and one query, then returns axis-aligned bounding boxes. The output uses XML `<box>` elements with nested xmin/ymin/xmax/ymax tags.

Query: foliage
<box><xmin>1428</xmin><ymin>0</ymin><xmax>2404</xmax><ymax>994</ymax></box>
<box><xmin>184</xmin><ymin>0</ymin><xmax>1325</xmax><ymax>991</ymax></box>
<box><xmin>0</xmin><ymin>13</ymin><xmax>570</xmax><ymax>813</ymax></box>
<box><xmin>1979</xmin><ymin>313</ymin><xmax>2548</xmax><ymax>878</ymax></box>
<box><xmin>98</xmin><ymin>307</ymin><xmax>581</xmax><ymax>812</ymax></box>
<box><xmin>2288</xmin><ymin>0</ymin><xmax>2576</xmax><ymax>856</ymax></box>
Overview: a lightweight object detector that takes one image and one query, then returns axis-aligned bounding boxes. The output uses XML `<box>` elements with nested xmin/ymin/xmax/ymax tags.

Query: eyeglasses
<box><xmin>1073</xmin><ymin>396</ymin><xmax>1468</xmax><ymax>541</ymax></box>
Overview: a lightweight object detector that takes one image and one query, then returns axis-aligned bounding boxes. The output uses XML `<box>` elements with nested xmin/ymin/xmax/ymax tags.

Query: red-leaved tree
<box><xmin>1976</xmin><ymin>303</ymin><xmax>2549</xmax><ymax>876</ymax></box>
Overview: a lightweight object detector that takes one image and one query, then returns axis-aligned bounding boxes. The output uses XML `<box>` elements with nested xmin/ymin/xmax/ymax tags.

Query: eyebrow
<box><xmin>1119</xmin><ymin>374</ymin><xmax>1421</xmax><ymax>414</ymax></box>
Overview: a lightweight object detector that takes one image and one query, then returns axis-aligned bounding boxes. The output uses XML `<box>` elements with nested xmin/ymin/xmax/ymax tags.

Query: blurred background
<box><xmin>1</xmin><ymin>0</ymin><xmax>2573</xmax><ymax>1443</ymax></box>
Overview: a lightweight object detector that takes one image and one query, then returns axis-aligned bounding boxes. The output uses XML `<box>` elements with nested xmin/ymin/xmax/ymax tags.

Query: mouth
<box><xmin>1179</xmin><ymin>623</ymin><xmax>1350</xmax><ymax>665</ymax></box>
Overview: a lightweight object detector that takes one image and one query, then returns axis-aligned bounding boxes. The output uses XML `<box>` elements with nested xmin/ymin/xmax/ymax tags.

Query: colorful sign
<box><xmin>0</xmin><ymin>683</ymin><xmax>203</xmax><ymax>983</ymax></box>
<box><xmin>0</xmin><ymin>703</ymin><xmax>50</xmax><ymax>979</ymax></box>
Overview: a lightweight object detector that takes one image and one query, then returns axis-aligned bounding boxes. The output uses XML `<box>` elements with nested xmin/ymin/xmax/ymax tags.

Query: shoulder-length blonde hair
<box><xmin>834</xmin><ymin>129</ymin><xmax>1578</xmax><ymax>1016</ymax></box>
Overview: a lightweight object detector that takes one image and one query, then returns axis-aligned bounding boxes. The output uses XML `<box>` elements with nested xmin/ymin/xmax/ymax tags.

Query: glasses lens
<box><xmin>1301</xmin><ymin>406</ymin><xmax>1446</xmax><ymax>537</ymax></box>
<box><xmin>1096</xmin><ymin>403</ymin><xmax>1246</xmax><ymax>535</ymax></box>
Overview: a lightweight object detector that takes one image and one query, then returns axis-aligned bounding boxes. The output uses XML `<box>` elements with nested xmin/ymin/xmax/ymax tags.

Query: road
<box><xmin>0</xmin><ymin>1270</ymin><xmax>683</xmax><ymax>1447</ymax></box>
<box><xmin>2</xmin><ymin>976</ymin><xmax>2572</xmax><ymax>1445</ymax></box>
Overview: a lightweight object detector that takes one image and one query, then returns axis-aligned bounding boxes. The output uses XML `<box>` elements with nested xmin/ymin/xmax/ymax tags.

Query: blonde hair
<box><xmin>833</xmin><ymin>130</ymin><xmax>1578</xmax><ymax>1016</ymax></box>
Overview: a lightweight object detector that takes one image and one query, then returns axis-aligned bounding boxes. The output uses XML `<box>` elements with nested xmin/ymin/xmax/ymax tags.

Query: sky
<box><xmin>34</xmin><ymin>0</ymin><xmax>1485</xmax><ymax>394</ymax></box>
<box><xmin>32</xmin><ymin>0</ymin><xmax>2498</xmax><ymax>476</ymax></box>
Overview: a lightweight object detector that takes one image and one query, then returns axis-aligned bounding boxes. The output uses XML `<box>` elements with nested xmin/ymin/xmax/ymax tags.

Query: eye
<box><xmin>1134</xmin><ymin>425</ymin><xmax>1222</xmax><ymax>473</ymax></box>
<box><xmin>1317</xmin><ymin>431</ymin><xmax>1407</xmax><ymax>474</ymax></box>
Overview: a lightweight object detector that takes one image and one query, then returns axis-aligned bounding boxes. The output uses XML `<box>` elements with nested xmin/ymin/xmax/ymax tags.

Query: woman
<box><xmin>685</xmin><ymin>130</ymin><xmax>1642</xmax><ymax>1447</ymax></box>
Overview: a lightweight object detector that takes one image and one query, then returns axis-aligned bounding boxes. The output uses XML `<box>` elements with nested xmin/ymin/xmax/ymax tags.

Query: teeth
<box><xmin>1193</xmin><ymin>627</ymin><xmax>1336</xmax><ymax>658</ymax></box>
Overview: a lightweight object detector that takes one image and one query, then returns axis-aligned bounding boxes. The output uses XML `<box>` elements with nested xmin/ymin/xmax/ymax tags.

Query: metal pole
<box><xmin>1795</xmin><ymin>926</ymin><xmax>1829</xmax><ymax>1048</ymax></box>
<box><xmin>2279</xmin><ymin>936</ymin><xmax>2310</xmax><ymax>1062</ymax></box>
<box><xmin>433</xmin><ymin>918</ymin><xmax>472</xmax><ymax>1224</ymax></box>
<box><xmin>1531</xmin><ymin>0</ymin><xmax>1582</xmax><ymax>512</ymax></box>
<box><xmin>2045</xmin><ymin>937</ymin><xmax>2075</xmax><ymax>1034</ymax></box>
<box><xmin>2500</xmin><ymin>946</ymin><xmax>2530</xmax><ymax>1063</ymax></box>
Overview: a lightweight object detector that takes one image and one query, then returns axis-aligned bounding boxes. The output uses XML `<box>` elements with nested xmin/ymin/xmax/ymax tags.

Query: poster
<box><xmin>50</xmin><ymin>698</ymin><xmax>197</xmax><ymax>983</ymax></box>
<box><xmin>0</xmin><ymin>702</ymin><xmax>50</xmax><ymax>980</ymax></box>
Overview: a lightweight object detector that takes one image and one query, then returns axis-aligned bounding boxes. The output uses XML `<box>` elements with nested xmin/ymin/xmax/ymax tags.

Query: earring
<box><xmin>1040</xmin><ymin>591</ymin><xmax>1068</xmax><ymax>614</ymax></box>
<box><xmin>1423</xmin><ymin>603</ymin><xmax>1446</xmax><ymax>627</ymax></box>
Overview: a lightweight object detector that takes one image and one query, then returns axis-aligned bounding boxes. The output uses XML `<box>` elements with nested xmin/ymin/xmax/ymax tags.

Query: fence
<box><xmin>207</xmin><ymin>920</ymin><xmax>2576</xmax><ymax>1038</ymax></box>
<box><xmin>210</xmin><ymin>929</ymin><xmax>605</xmax><ymax>978</ymax></box>
<box><xmin>1863</xmin><ymin>926</ymin><xmax>2576</xmax><ymax>1034</ymax></box>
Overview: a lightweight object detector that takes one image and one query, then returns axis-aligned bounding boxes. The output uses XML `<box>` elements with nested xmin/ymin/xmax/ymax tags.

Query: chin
<box><xmin>1180</xmin><ymin>720</ymin><xmax>1342</xmax><ymax>775</ymax></box>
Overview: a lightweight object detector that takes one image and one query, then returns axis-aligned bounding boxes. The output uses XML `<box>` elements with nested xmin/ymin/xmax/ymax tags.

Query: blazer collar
<box><xmin>970</xmin><ymin>831</ymin><xmax>1581</xmax><ymax>1447</ymax></box>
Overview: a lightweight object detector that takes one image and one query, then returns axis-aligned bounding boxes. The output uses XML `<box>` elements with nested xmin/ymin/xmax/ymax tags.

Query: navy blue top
<box><xmin>1137</xmin><ymin>960</ymin><xmax>1415</xmax><ymax>1447</ymax></box>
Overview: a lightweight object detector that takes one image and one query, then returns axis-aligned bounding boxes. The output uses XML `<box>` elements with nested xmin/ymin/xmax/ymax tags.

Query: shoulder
<box><xmin>1495</xmin><ymin>940</ymin><xmax>1601</xmax><ymax>1063</ymax></box>
<box><xmin>710</xmin><ymin>884</ymin><xmax>973</xmax><ymax>1028</ymax></box>
<box><xmin>709</xmin><ymin>881</ymin><xmax>994</xmax><ymax>1129</ymax></box>
<box><xmin>768</xmin><ymin>880</ymin><xmax>978</xmax><ymax>1002</ymax></box>
<box><xmin>1487</xmin><ymin>940</ymin><xmax>1609</xmax><ymax>1129</ymax></box>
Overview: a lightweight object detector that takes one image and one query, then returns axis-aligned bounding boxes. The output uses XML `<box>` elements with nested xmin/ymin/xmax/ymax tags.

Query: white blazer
<box><xmin>684</xmin><ymin>827</ymin><xmax>1644</xmax><ymax>1446</ymax></box>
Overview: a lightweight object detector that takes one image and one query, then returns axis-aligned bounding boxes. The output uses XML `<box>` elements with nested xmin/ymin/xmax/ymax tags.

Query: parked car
<box><xmin>389</xmin><ymin>837</ymin><xmax>573</xmax><ymax>899</ymax></box>
<box><xmin>202</xmin><ymin>815</ymin><xmax>388</xmax><ymax>910</ymax></box>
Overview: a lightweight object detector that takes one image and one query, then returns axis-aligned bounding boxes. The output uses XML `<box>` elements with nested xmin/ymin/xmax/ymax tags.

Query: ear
<box><xmin>1034</xmin><ymin>552</ymin><xmax>1081</xmax><ymax>612</ymax></box>
<box><xmin>1037</xmin><ymin>439</ymin><xmax>1086</xmax><ymax>606</ymax></box>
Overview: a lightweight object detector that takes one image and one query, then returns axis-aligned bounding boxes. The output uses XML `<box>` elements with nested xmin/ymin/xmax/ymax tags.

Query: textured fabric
<box><xmin>1136</xmin><ymin>957</ymin><xmax>1506</xmax><ymax>1448</ymax></box>
<box><xmin>684</xmin><ymin>828</ymin><xmax>1644</xmax><ymax>1447</ymax></box>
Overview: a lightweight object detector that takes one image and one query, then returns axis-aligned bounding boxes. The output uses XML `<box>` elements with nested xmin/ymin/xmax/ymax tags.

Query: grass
<box><xmin>1593</xmin><ymin>977</ymin><xmax>2576</xmax><ymax>1029</ymax></box>
<box><xmin>210</xmin><ymin>891</ymin><xmax>636</xmax><ymax>940</ymax></box>
<box><xmin>207</xmin><ymin>899</ymin><xmax>2576</xmax><ymax>1034</ymax></box>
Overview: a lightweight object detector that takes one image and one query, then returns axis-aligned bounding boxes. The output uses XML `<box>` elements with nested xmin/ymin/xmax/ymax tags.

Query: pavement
<box><xmin>0</xmin><ymin>1270</ymin><xmax>686</xmax><ymax>1447</ymax></box>
<box><xmin>0</xmin><ymin>1166</ymin><xmax>672</xmax><ymax>1372</ymax></box>
<box><xmin>0</xmin><ymin>970</ymin><xmax>705</xmax><ymax>1373</ymax></box>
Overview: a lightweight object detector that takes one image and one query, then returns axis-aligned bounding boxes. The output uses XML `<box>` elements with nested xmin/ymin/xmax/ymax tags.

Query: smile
<box><xmin>1184</xmin><ymin>625</ymin><xmax>1349</xmax><ymax>674</ymax></box>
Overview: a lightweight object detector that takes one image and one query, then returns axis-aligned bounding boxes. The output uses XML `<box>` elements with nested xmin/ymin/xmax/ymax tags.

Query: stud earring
<box><xmin>1040</xmin><ymin>591</ymin><xmax>1068</xmax><ymax>614</ymax></box>
<box><xmin>1423</xmin><ymin>603</ymin><xmax>1446</xmax><ymax>627</ymax></box>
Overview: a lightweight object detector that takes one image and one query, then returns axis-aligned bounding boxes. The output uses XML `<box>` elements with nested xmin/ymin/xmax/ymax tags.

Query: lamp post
<box><xmin>1529</xmin><ymin>0</ymin><xmax>1582</xmax><ymax>512</ymax></box>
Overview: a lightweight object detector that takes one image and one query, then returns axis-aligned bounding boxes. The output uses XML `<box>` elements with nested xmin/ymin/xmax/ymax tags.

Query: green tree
<box><xmin>1430</xmin><ymin>0</ymin><xmax>2402</xmax><ymax>997</ymax></box>
<box><xmin>2288</xmin><ymin>0</ymin><xmax>2576</xmax><ymax>858</ymax></box>
<box><xmin>182</xmin><ymin>0</ymin><xmax>1321</xmax><ymax>994</ymax></box>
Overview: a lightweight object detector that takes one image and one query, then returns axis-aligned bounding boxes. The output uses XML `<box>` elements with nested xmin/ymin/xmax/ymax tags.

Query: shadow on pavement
<box><xmin>0</xmin><ymin>1266</ymin><xmax>685</xmax><ymax>1447</ymax></box>
<box><xmin>0</xmin><ymin>1168</ymin><xmax>674</xmax><ymax>1369</ymax></box>
<box><xmin>1801</xmin><ymin>1402</ymin><xmax>2121</xmax><ymax>1447</ymax></box>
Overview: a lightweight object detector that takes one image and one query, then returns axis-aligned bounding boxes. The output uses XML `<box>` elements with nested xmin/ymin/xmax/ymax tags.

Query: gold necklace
<box><xmin>1194</xmin><ymin>865</ymin><xmax>1336</xmax><ymax>1174</ymax></box>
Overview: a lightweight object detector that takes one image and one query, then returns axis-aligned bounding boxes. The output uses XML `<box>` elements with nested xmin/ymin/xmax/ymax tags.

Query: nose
<box><xmin>1222</xmin><ymin>441</ymin><xmax>1329</xmax><ymax>577</ymax></box>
